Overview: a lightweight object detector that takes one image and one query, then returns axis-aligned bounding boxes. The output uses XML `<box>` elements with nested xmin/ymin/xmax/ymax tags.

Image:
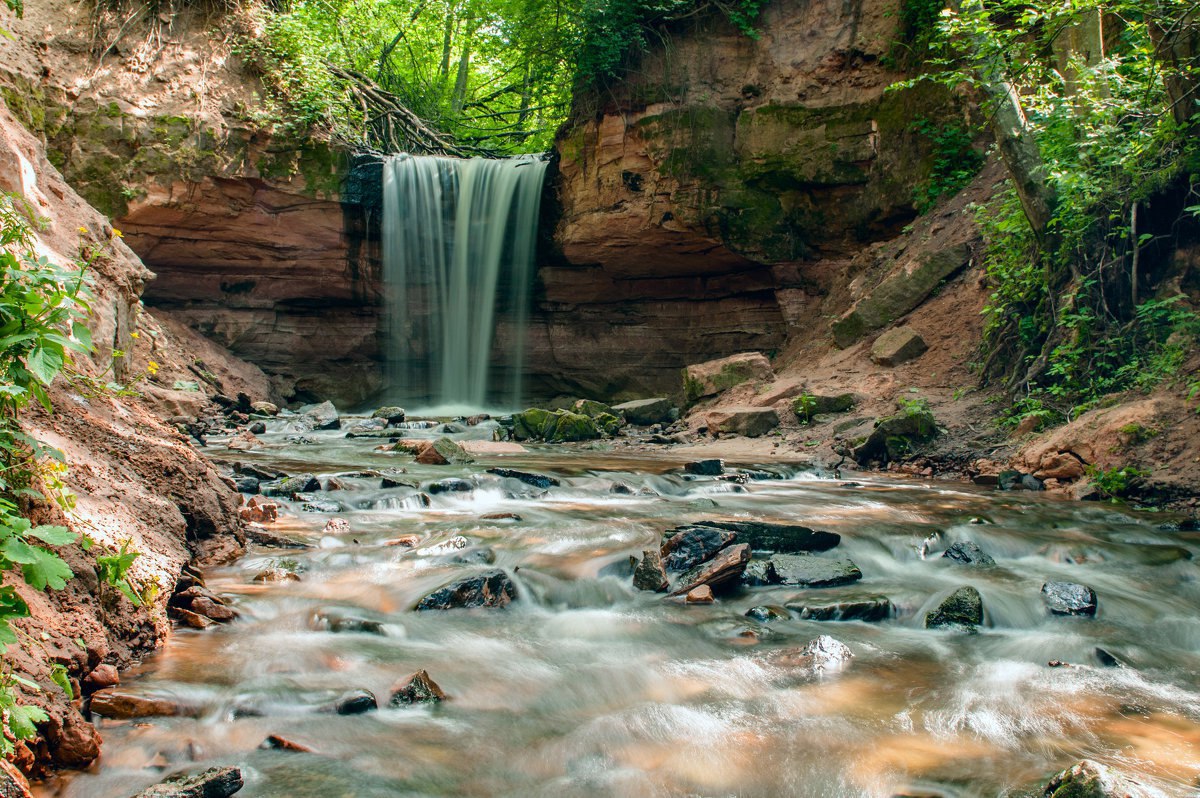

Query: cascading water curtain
<box><xmin>381</xmin><ymin>154</ymin><xmax>547</xmax><ymax>412</ymax></box>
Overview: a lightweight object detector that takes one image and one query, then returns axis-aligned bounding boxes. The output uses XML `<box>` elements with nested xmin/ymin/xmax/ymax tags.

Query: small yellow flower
<box><xmin>130</xmin><ymin>332</ymin><xmax>140</xmax><ymax>339</ymax></box>
<box><xmin>77</xmin><ymin>226</ymin><xmax>87</xmax><ymax>234</ymax></box>
<box><xmin>111</xmin><ymin>229</ymin><xmax>123</xmax><ymax>239</ymax></box>
<box><xmin>146</xmin><ymin>361</ymin><xmax>159</xmax><ymax>376</ymax></box>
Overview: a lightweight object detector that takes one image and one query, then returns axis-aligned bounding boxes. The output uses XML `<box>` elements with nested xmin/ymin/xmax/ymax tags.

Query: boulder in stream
<box><xmin>770</xmin><ymin>555</ymin><xmax>862</xmax><ymax>587</ymax></box>
<box><xmin>612</xmin><ymin>398</ymin><xmax>676</xmax><ymax>426</ymax></box>
<box><xmin>942</xmin><ymin>541</ymin><xmax>996</xmax><ymax>567</ymax></box>
<box><xmin>775</xmin><ymin>635</ymin><xmax>855</xmax><ymax>672</ymax></box>
<box><xmin>684</xmin><ymin>459</ymin><xmax>725</xmax><ymax>476</ymax></box>
<box><xmin>416</xmin><ymin>570</ymin><xmax>517</xmax><ymax>610</ymax></box>
<box><xmin>486</xmin><ymin>468</ymin><xmax>560</xmax><ymax>489</ymax></box>
<box><xmin>632</xmin><ymin>549</ymin><xmax>669</xmax><ymax>592</ymax></box>
<box><xmin>89</xmin><ymin>689</ymin><xmax>186</xmax><ymax>719</ymax></box>
<box><xmin>390</xmin><ymin>669</ymin><xmax>448</xmax><ymax>705</ymax></box>
<box><xmin>417</xmin><ymin>438</ymin><xmax>474</xmax><ymax>465</ymax></box>
<box><xmin>694</xmin><ymin>520</ymin><xmax>840</xmax><ymax>553</ymax></box>
<box><xmin>661</xmin><ymin>526</ymin><xmax>737</xmax><ymax>571</ymax></box>
<box><xmin>299</xmin><ymin>401</ymin><xmax>340</xmax><ymax>431</ymax></box>
<box><xmin>742</xmin><ymin>559</ymin><xmax>779</xmax><ymax>586</ymax></box>
<box><xmin>130</xmin><ymin>766</ymin><xmax>244</xmax><ymax>798</ymax></box>
<box><xmin>788</xmin><ymin>597</ymin><xmax>894</xmax><ymax>622</ymax></box>
<box><xmin>924</xmin><ymin>586</ymin><xmax>984</xmax><ymax>629</ymax></box>
<box><xmin>372</xmin><ymin>406</ymin><xmax>407</xmax><ymax>424</ymax></box>
<box><xmin>669</xmin><ymin>543</ymin><xmax>750</xmax><ymax>596</ymax></box>
<box><xmin>1043</xmin><ymin>759</ymin><xmax>1157</xmax><ymax>798</ymax></box>
<box><xmin>427</xmin><ymin>478</ymin><xmax>473</xmax><ymax>494</ymax></box>
<box><xmin>1041</xmin><ymin>581</ymin><xmax>1098</xmax><ymax>617</ymax></box>
<box><xmin>324</xmin><ymin>689</ymin><xmax>378</xmax><ymax>715</ymax></box>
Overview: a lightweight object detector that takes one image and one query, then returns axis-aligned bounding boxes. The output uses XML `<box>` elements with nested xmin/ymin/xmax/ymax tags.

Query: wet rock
<box><xmin>260</xmin><ymin>735</ymin><xmax>315</xmax><ymax>753</ymax></box>
<box><xmin>130</xmin><ymin>766</ymin><xmax>244</xmax><ymax>798</ymax></box>
<box><xmin>1043</xmin><ymin>759</ymin><xmax>1156</xmax><ymax>798</ymax></box>
<box><xmin>380</xmin><ymin>476</ymin><xmax>416</xmax><ymax>489</ymax></box>
<box><xmin>870</xmin><ymin>326</ymin><xmax>928</xmax><ymax>366</ymax></box>
<box><xmin>323</xmin><ymin>690</ymin><xmax>377</xmax><ymax>715</ymax></box>
<box><xmin>234</xmin><ymin>476</ymin><xmax>259</xmax><ymax>494</ymax></box>
<box><xmin>486</xmin><ymin>468</ymin><xmax>560</xmax><ymax>489</ymax></box>
<box><xmin>238</xmin><ymin>498</ymin><xmax>278</xmax><ymax>524</ymax></box>
<box><xmin>0</xmin><ymin>760</ymin><xmax>32</xmax><ymax>798</ymax></box>
<box><xmin>512</xmin><ymin>408</ymin><xmax>602</xmax><ymax>442</ymax></box>
<box><xmin>372</xmin><ymin>406</ymin><xmax>407</xmax><ymax>424</ymax></box>
<box><xmin>427</xmin><ymin>478</ymin><xmax>473</xmax><ymax>495</ymax></box>
<box><xmin>661</xmin><ymin>526</ymin><xmax>737</xmax><ymax>571</ymax></box>
<box><xmin>609</xmin><ymin>481</ymin><xmax>635</xmax><ymax>495</ymax></box>
<box><xmin>925</xmin><ymin>586</ymin><xmax>984</xmax><ymax>629</ymax></box>
<box><xmin>571</xmin><ymin>399</ymin><xmax>615</xmax><ymax>418</ymax></box>
<box><xmin>599</xmin><ymin>555</ymin><xmax>636</xmax><ymax>579</ymax></box>
<box><xmin>244</xmin><ymin>525</ymin><xmax>311</xmax><ymax>549</ymax></box>
<box><xmin>447</xmin><ymin>546</ymin><xmax>496</xmax><ymax>565</ymax></box>
<box><xmin>459</xmin><ymin>440</ymin><xmax>528</xmax><ymax>455</ymax></box>
<box><xmin>692</xmin><ymin>520</ymin><xmax>840</xmax><ymax>554</ymax></box>
<box><xmin>850</xmin><ymin>403</ymin><xmax>938</xmax><ymax>466</ymax></box>
<box><xmin>998</xmin><ymin>470</ymin><xmax>1044</xmax><ymax>491</ymax></box>
<box><xmin>284</xmin><ymin>434</ymin><xmax>317</xmax><ymax>445</ymax></box>
<box><xmin>705</xmin><ymin>407</ymin><xmax>780</xmax><ymax>437</ymax></box>
<box><xmin>686</xmin><ymin>585</ymin><xmax>715</xmax><ymax>604</ymax></box>
<box><xmin>226</xmin><ymin>430</ymin><xmax>262</xmax><ymax>451</ymax></box>
<box><xmin>248</xmin><ymin>421</ymin><xmax>268</xmax><ymax>435</ymax></box>
<box><xmin>175</xmin><ymin>608</ymin><xmax>215</xmax><ymax>629</ymax></box>
<box><xmin>323</xmin><ymin>518</ymin><xmax>351</xmax><ymax>535</ymax></box>
<box><xmin>771</xmin><ymin>555</ymin><xmax>862</xmax><ymax>587</ymax></box>
<box><xmin>436</xmin><ymin>422</ymin><xmax>467</xmax><ymax>434</ymax></box>
<box><xmin>89</xmin><ymin>689</ymin><xmax>183</xmax><ymax>719</ymax></box>
<box><xmin>787</xmin><ymin>597</ymin><xmax>893</xmax><ymax>622</ymax></box>
<box><xmin>389</xmin><ymin>670</ymin><xmax>448</xmax><ymax>705</ymax></box>
<box><xmin>776</xmin><ymin>635</ymin><xmax>855</xmax><ymax>671</ymax></box>
<box><xmin>347</xmin><ymin>418</ymin><xmax>388</xmax><ymax>435</ymax></box>
<box><xmin>632</xmin><ymin>549</ymin><xmax>669</xmax><ymax>592</ymax></box>
<box><xmin>669</xmin><ymin>543</ymin><xmax>751</xmax><ymax>597</ymax></box>
<box><xmin>265</xmin><ymin>473</ymin><xmax>321</xmax><ymax>496</ymax></box>
<box><xmin>465</xmin><ymin>413</ymin><xmax>492</xmax><ymax>425</ymax></box>
<box><xmin>416</xmin><ymin>570</ymin><xmax>517</xmax><ymax>610</ymax></box>
<box><xmin>1093</xmin><ymin>648</ymin><xmax>1125</xmax><ymax>668</ymax></box>
<box><xmin>253</xmin><ymin>567</ymin><xmax>300</xmax><ymax>583</ymax></box>
<box><xmin>235</xmin><ymin>462</ymin><xmax>282</xmax><ymax>481</ymax></box>
<box><xmin>302</xmin><ymin>501</ymin><xmax>341</xmax><ymax>513</ymax></box>
<box><xmin>683</xmin><ymin>352</ymin><xmax>774</xmax><ymax>403</ymax></box>
<box><xmin>252</xmin><ymin>401</ymin><xmax>279</xmax><ymax>416</ymax></box>
<box><xmin>188</xmin><ymin>597</ymin><xmax>236</xmax><ymax>622</ymax></box>
<box><xmin>481</xmin><ymin>512</ymin><xmax>522</xmax><ymax>522</ymax></box>
<box><xmin>417</xmin><ymin>437</ymin><xmax>474</xmax><ymax>465</ymax></box>
<box><xmin>312</xmin><ymin>611</ymin><xmax>387</xmax><ymax>635</ymax></box>
<box><xmin>742</xmin><ymin>559</ymin><xmax>779</xmax><ymax>586</ymax></box>
<box><xmin>1041</xmin><ymin>582</ymin><xmax>1098</xmax><ymax>617</ymax></box>
<box><xmin>612</xmin><ymin>398</ymin><xmax>676</xmax><ymax>426</ymax></box>
<box><xmin>299</xmin><ymin>400</ymin><xmax>340</xmax><ymax>431</ymax></box>
<box><xmin>745</xmin><ymin>605</ymin><xmax>789</xmax><ymax>622</ymax></box>
<box><xmin>684</xmin><ymin>459</ymin><xmax>725</xmax><ymax>476</ymax></box>
<box><xmin>942</xmin><ymin>541</ymin><xmax>996</xmax><ymax>567</ymax></box>
<box><xmin>82</xmin><ymin>663</ymin><xmax>119</xmax><ymax>693</ymax></box>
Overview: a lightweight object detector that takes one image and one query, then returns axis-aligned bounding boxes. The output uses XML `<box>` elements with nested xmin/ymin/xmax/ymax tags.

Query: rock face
<box><xmin>925</xmin><ymin>586</ymin><xmax>984</xmax><ymax>629</ymax></box>
<box><xmin>683</xmin><ymin>352</ymin><xmax>774</xmax><ymax>403</ymax></box>
<box><xmin>705</xmin><ymin>407</ymin><xmax>781</xmax><ymax>437</ymax></box>
<box><xmin>415</xmin><ymin>570</ymin><xmax>517</xmax><ymax>610</ymax></box>
<box><xmin>1042</xmin><ymin>582</ymin><xmax>1098</xmax><ymax>617</ymax></box>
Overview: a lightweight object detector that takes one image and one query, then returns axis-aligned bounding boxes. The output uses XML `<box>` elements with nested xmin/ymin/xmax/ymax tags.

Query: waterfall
<box><xmin>381</xmin><ymin>154</ymin><xmax>547</xmax><ymax>413</ymax></box>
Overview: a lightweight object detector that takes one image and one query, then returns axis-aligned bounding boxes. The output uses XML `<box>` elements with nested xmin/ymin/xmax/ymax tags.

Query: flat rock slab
<box><xmin>683</xmin><ymin>352</ymin><xmax>773</xmax><ymax>403</ymax></box>
<box><xmin>705</xmin><ymin>407</ymin><xmax>780</xmax><ymax>438</ymax></box>
<box><xmin>696</xmin><ymin>520</ymin><xmax>840</xmax><ymax>554</ymax></box>
<box><xmin>89</xmin><ymin>689</ymin><xmax>187</xmax><ymax>719</ymax></box>
<box><xmin>131</xmin><ymin>766</ymin><xmax>244</xmax><ymax>798</ymax></box>
<box><xmin>661</xmin><ymin>526</ymin><xmax>737</xmax><ymax>571</ymax></box>
<box><xmin>787</xmin><ymin>597</ymin><xmax>893</xmax><ymax>622</ymax></box>
<box><xmin>670</xmin><ymin>543</ymin><xmax>750</xmax><ymax>596</ymax></box>
<box><xmin>612</xmin><ymin>398</ymin><xmax>676</xmax><ymax>425</ymax></box>
<box><xmin>1042</xmin><ymin>581</ymin><xmax>1098</xmax><ymax>616</ymax></box>
<box><xmin>415</xmin><ymin>570</ymin><xmax>517</xmax><ymax>610</ymax></box>
<box><xmin>771</xmin><ymin>555</ymin><xmax>862</xmax><ymax>587</ymax></box>
<box><xmin>870</xmin><ymin>326</ymin><xmax>928</xmax><ymax>367</ymax></box>
<box><xmin>925</xmin><ymin>586</ymin><xmax>983</xmax><ymax>629</ymax></box>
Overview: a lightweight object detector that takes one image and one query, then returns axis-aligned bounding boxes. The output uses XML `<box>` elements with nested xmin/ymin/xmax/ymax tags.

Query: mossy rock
<box><xmin>924</xmin><ymin>586</ymin><xmax>983</xmax><ymax>630</ymax></box>
<box><xmin>545</xmin><ymin>411</ymin><xmax>600</xmax><ymax>442</ymax></box>
<box><xmin>571</xmin><ymin>399</ymin><xmax>615</xmax><ymax>418</ymax></box>
<box><xmin>792</xmin><ymin>393</ymin><xmax>855</xmax><ymax>421</ymax></box>
<box><xmin>593</xmin><ymin>412</ymin><xmax>624</xmax><ymax>436</ymax></box>
<box><xmin>850</xmin><ymin>403</ymin><xmax>938</xmax><ymax>466</ymax></box>
<box><xmin>513</xmin><ymin>408</ymin><xmax>557</xmax><ymax>441</ymax></box>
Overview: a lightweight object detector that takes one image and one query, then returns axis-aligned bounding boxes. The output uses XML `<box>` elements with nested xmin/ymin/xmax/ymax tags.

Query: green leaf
<box><xmin>71</xmin><ymin>321</ymin><xmax>92</xmax><ymax>351</ymax></box>
<box><xmin>27</xmin><ymin>525</ymin><xmax>76</xmax><ymax>546</ymax></box>
<box><xmin>25</xmin><ymin>345</ymin><xmax>61</xmax><ymax>385</ymax></box>
<box><xmin>12</xmin><ymin>544</ymin><xmax>74</xmax><ymax>590</ymax></box>
<box><xmin>50</xmin><ymin>664</ymin><xmax>73</xmax><ymax>700</ymax></box>
<box><xmin>7</xmin><ymin>704</ymin><xmax>48</xmax><ymax>740</ymax></box>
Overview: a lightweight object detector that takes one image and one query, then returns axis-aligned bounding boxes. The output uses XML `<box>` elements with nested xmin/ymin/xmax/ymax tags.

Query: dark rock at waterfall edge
<box><xmin>684</xmin><ymin>520</ymin><xmax>840</xmax><ymax>554</ymax></box>
<box><xmin>1042</xmin><ymin>581</ymin><xmax>1098</xmax><ymax>617</ymax></box>
<box><xmin>942</xmin><ymin>541</ymin><xmax>996</xmax><ymax>567</ymax></box>
<box><xmin>771</xmin><ymin>555</ymin><xmax>862</xmax><ymax>587</ymax></box>
<box><xmin>427</xmin><ymin>478</ymin><xmax>473</xmax><ymax>494</ymax></box>
<box><xmin>661</xmin><ymin>526</ymin><xmax>737</xmax><ymax>572</ymax></box>
<box><xmin>415</xmin><ymin>570</ymin><xmax>517</xmax><ymax>610</ymax></box>
<box><xmin>787</xmin><ymin>596</ymin><xmax>893</xmax><ymax>622</ymax></box>
<box><xmin>322</xmin><ymin>690</ymin><xmax>377</xmax><ymax>715</ymax></box>
<box><xmin>130</xmin><ymin>766</ymin><xmax>244</xmax><ymax>798</ymax></box>
<box><xmin>487</xmin><ymin>468</ymin><xmax>561</xmax><ymax>489</ymax></box>
<box><xmin>925</xmin><ymin>586</ymin><xmax>983</xmax><ymax>629</ymax></box>
<box><xmin>633</xmin><ymin>548</ymin><xmax>669</xmax><ymax>592</ymax></box>
<box><xmin>684</xmin><ymin>459</ymin><xmax>724</xmax><ymax>476</ymax></box>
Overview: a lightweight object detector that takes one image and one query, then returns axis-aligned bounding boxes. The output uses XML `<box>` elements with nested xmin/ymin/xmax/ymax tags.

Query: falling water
<box><xmin>381</xmin><ymin>154</ymin><xmax>547</xmax><ymax>414</ymax></box>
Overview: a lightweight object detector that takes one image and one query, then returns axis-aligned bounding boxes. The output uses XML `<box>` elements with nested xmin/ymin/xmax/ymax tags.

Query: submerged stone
<box><xmin>925</xmin><ymin>586</ymin><xmax>983</xmax><ymax>629</ymax></box>
<box><xmin>745</xmin><ymin>605</ymin><xmax>789</xmax><ymax>622</ymax></box>
<box><xmin>942</xmin><ymin>541</ymin><xmax>996</xmax><ymax>567</ymax></box>
<box><xmin>684</xmin><ymin>459</ymin><xmax>725</xmax><ymax>476</ymax></box>
<box><xmin>486</xmin><ymin>468</ymin><xmax>560</xmax><ymax>489</ymax></box>
<box><xmin>1043</xmin><ymin>759</ymin><xmax>1156</xmax><ymax>798</ymax></box>
<box><xmin>415</xmin><ymin>570</ymin><xmax>517</xmax><ymax>610</ymax></box>
<box><xmin>325</xmin><ymin>689</ymin><xmax>377</xmax><ymax>715</ymax></box>
<box><xmin>1042</xmin><ymin>581</ymin><xmax>1098</xmax><ymax>617</ymax></box>
<box><xmin>770</xmin><ymin>555</ymin><xmax>862</xmax><ymax>587</ymax></box>
<box><xmin>787</xmin><ymin>597</ymin><xmax>893</xmax><ymax>622</ymax></box>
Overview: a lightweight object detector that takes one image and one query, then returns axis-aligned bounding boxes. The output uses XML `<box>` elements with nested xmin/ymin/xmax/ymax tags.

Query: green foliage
<box><xmin>95</xmin><ymin>539</ymin><xmax>142</xmax><ymax>606</ymax></box>
<box><xmin>897</xmin><ymin>396</ymin><xmax>932</xmax><ymax>417</ymax></box>
<box><xmin>888</xmin><ymin>0</ymin><xmax>949</xmax><ymax>68</ymax></box>
<box><xmin>1086</xmin><ymin>464</ymin><xmax>1149</xmax><ymax>499</ymax></box>
<box><xmin>910</xmin><ymin>116</ymin><xmax>984</xmax><ymax>213</ymax></box>
<box><xmin>794</xmin><ymin>392</ymin><xmax>818</xmax><ymax>425</ymax></box>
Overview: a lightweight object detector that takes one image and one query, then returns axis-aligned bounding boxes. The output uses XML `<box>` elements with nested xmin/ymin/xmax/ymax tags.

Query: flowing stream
<box><xmin>381</xmin><ymin>155</ymin><xmax>547</xmax><ymax>414</ymax></box>
<box><xmin>51</xmin><ymin>421</ymin><xmax>1200</xmax><ymax>797</ymax></box>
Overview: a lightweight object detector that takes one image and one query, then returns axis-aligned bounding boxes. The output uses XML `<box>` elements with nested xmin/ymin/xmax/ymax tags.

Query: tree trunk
<box><xmin>1148</xmin><ymin>3</ymin><xmax>1200</xmax><ymax>131</ymax></box>
<box><xmin>451</xmin><ymin>15</ymin><xmax>475</xmax><ymax>114</ymax></box>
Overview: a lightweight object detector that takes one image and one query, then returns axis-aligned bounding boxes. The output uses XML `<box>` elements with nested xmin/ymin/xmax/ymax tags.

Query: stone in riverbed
<box><xmin>774</xmin><ymin>635</ymin><xmax>855</xmax><ymax>671</ymax></box>
<box><xmin>427</xmin><ymin>478</ymin><xmax>473</xmax><ymax>495</ymax></box>
<box><xmin>417</xmin><ymin>438</ymin><xmax>474</xmax><ymax>465</ymax></box>
<box><xmin>253</xmin><ymin>567</ymin><xmax>300</xmax><ymax>583</ymax></box>
<box><xmin>1043</xmin><ymin>759</ymin><xmax>1157</xmax><ymax>798</ymax></box>
<box><xmin>130</xmin><ymin>766</ymin><xmax>244</xmax><ymax>798</ymax></box>
<box><xmin>787</xmin><ymin>597</ymin><xmax>893</xmax><ymax>622</ymax></box>
<box><xmin>745</xmin><ymin>605</ymin><xmax>789</xmax><ymax>622</ymax></box>
<box><xmin>261</xmin><ymin>735</ymin><xmax>315</xmax><ymax>753</ymax></box>
<box><xmin>311</xmin><ymin>611</ymin><xmax>387</xmax><ymax>635</ymax></box>
<box><xmin>459</xmin><ymin>440</ymin><xmax>527</xmax><ymax>455</ymax></box>
<box><xmin>89</xmin><ymin>689</ymin><xmax>184</xmax><ymax>719</ymax></box>
<box><xmin>742</xmin><ymin>559</ymin><xmax>779</xmax><ymax>586</ymax></box>
<box><xmin>1042</xmin><ymin>581</ymin><xmax>1098</xmax><ymax>617</ymax></box>
<box><xmin>925</xmin><ymin>586</ymin><xmax>983</xmax><ymax>629</ymax></box>
<box><xmin>612</xmin><ymin>398</ymin><xmax>676</xmax><ymax>426</ymax></box>
<box><xmin>770</xmin><ymin>555</ymin><xmax>862</xmax><ymax>587</ymax></box>
<box><xmin>226</xmin><ymin>430</ymin><xmax>261</xmax><ymax>451</ymax></box>
<box><xmin>683</xmin><ymin>352</ymin><xmax>774</xmax><ymax>404</ymax></box>
<box><xmin>372</xmin><ymin>406</ymin><xmax>406</xmax><ymax>424</ymax></box>
<box><xmin>870</xmin><ymin>326</ymin><xmax>928</xmax><ymax>367</ymax></box>
<box><xmin>669</xmin><ymin>543</ymin><xmax>751</xmax><ymax>597</ymax></box>
<box><xmin>415</xmin><ymin>570</ymin><xmax>517</xmax><ymax>610</ymax></box>
<box><xmin>693</xmin><ymin>520</ymin><xmax>840</xmax><ymax>553</ymax></box>
<box><xmin>705</xmin><ymin>407</ymin><xmax>780</xmax><ymax>437</ymax></box>
<box><xmin>252</xmin><ymin>401</ymin><xmax>279</xmax><ymax>416</ymax></box>
<box><xmin>684</xmin><ymin>459</ymin><xmax>724</xmax><ymax>476</ymax></box>
<box><xmin>234</xmin><ymin>476</ymin><xmax>259</xmax><ymax>494</ymax></box>
<box><xmin>82</xmin><ymin>664</ymin><xmax>119</xmax><ymax>693</ymax></box>
<box><xmin>486</xmin><ymin>468</ymin><xmax>560</xmax><ymax>489</ymax></box>
<box><xmin>686</xmin><ymin>585</ymin><xmax>714</xmax><ymax>604</ymax></box>
<box><xmin>264</xmin><ymin>473</ymin><xmax>321</xmax><ymax>496</ymax></box>
<box><xmin>299</xmin><ymin>400</ymin><xmax>340</xmax><ymax>431</ymax></box>
<box><xmin>942</xmin><ymin>541</ymin><xmax>996</xmax><ymax>567</ymax></box>
<box><xmin>661</xmin><ymin>526</ymin><xmax>737</xmax><ymax>571</ymax></box>
<box><xmin>323</xmin><ymin>689</ymin><xmax>377</xmax><ymax>715</ymax></box>
<box><xmin>389</xmin><ymin>670</ymin><xmax>448</xmax><ymax>705</ymax></box>
<box><xmin>632</xmin><ymin>549</ymin><xmax>669</xmax><ymax>592</ymax></box>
